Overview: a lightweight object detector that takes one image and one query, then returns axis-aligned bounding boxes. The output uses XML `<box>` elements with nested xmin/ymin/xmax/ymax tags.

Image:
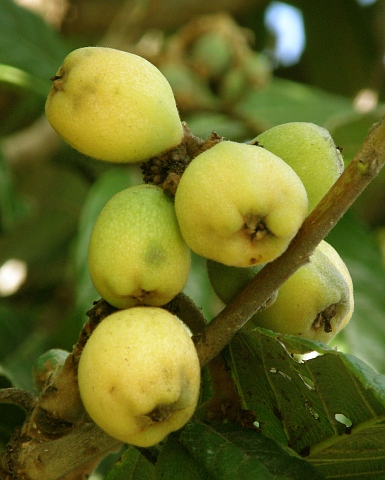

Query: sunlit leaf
<box><xmin>0</xmin><ymin>0</ymin><xmax>69</xmax><ymax>91</ymax></box>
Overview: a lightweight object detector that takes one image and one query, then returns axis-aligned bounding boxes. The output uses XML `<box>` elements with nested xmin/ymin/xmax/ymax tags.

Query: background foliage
<box><xmin>1</xmin><ymin>0</ymin><xmax>385</xmax><ymax>478</ymax></box>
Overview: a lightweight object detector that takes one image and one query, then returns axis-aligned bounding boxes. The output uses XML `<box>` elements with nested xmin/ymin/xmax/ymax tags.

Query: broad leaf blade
<box><xmin>0</xmin><ymin>0</ymin><xmax>69</xmax><ymax>85</ymax></box>
<box><xmin>226</xmin><ymin>330</ymin><xmax>385</xmax><ymax>477</ymax></box>
<box><xmin>0</xmin><ymin>149</ymin><xmax>28</xmax><ymax>232</ymax></box>
<box><xmin>104</xmin><ymin>445</ymin><xmax>154</xmax><ymax>480</ymax></box>
<box><xmin>308</xmin><ymin>422</ymin><xmax>385</xmax><ymax>479</ymax></box>
<box><xmin>326</xmin><ymin>212</ymin><xmax>385</xmax><ymax>374</ymax></box>
<box><xmin>155</xmin><ymin>436</ymin><xmax>206</xmax><ymax>479</ymax></box>
<box><xmin>180</xmin><ymin>421</ymin><xmax>324</xmax><ymax>480</ymax></box>
<box><xmin>234</xmin><ymin>78</ymin><xmax>353</xmax><ymax>129</ymax></box>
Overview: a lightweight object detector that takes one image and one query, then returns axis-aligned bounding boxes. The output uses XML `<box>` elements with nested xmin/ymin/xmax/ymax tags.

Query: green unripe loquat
<box><xmin>256</xmin><ymin>122</ymin><xmax>344</xmax><ymax>214</ymax></box>
<box><xmin>207</xmin><ymin>259</ymin><xmax>263</xmax><ymax>304</ymax></box>
<box><xmin>88</xmin><ymin>184</ymin><xmax>191</xmax><ymax>309</ymax></box>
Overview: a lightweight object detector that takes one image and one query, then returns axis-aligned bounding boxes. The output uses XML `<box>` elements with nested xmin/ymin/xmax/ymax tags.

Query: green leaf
<box><xmin>234</xmin><ymin>78</ymin><xmax>353</xmax><ymax>130</ymax></box>
<box><xmin>225</xmin><ymin>330</ymin><xmax>385</xmax><ymax>478</ymax></box>
<box><xmin>155</xmin><ymin>436</ymin><xmax>207</xmax><ymax>479</ymax></box>
<box><xmin>0</xmin><ymin>0</ymin><xmax>69</xmax><ymax>92</ymax></box>
<box><xmin>326</xmin><ymin>212</ymin><xmax>385</xmax><ymax>374</ymax></box>
<box><xmin>0</xmin><ymin>304</ymin><xmax>35</xmax><ymax>364</ymax></box>
<box><xmin>308</xmin><ymin>423</ymin><xmax>385</xmax><ymax>479</ymax></box>
<box><xmin>0</xmin><ymin>164</ymin><xmax>88</xmax><ymax>290</ymax></box>
<box><xmin>0</xmin><ymin>149</ymin><xmax>28</xmax><ymax>232</ymax></box>
<box><xmin>327</xmin><ymin>106</ymin><xmax>385</xmax><ymax>162</ymax></box>
<box><xmin>104</xmin><ymin>445</ymin><xmax>154</xmax><ymax>480</ymax></box>
<box><xmin>0</xmin><ymin>63</ymin><xmax>48</xmax><ymax>97</ymax></box>
<box><xmin>180</xmin><ymin>421</ymin><xmax>324</xmax><ymax>480</ymax></box>
<box><xmin>186</xmin><ymin>112</ymin><xmax>250</xmax><ymax>142</ymax></box>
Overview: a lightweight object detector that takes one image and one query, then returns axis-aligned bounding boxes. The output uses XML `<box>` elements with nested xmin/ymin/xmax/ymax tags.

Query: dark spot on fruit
<box><xmin>144</xmin><ymin>244</ymin><xmax>166</xmax><ymax>266</ymax></box>
<box><xmin>249</xmin><ymin>255</ymin><xmax>262</xmax><ymax>265</ymax></box>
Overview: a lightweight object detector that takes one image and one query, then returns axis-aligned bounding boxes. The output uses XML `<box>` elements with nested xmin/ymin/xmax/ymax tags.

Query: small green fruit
<box><xmin>256</xmin><ymin>122</ymin><xmax>344</xmax><ymax>213</ymax></box>
<box><xmin>175</xmin><ymin>141</ymin><xmax>308</xmax><ymax>267</ymax></box>
<box><xmin>45</xmin><ymin>47</ymin><xmax>183</xmax><ymax>163</ymax></box>
<box><xmin>190</xmin><ymin>31</ymin><xmax>233</xmax><ymax>79</ymax></box>
<box><xmin>78</xmin><ymin>307</ymin><xmax>201</xmax><ymax>447</ymax></box>
<box><xmin>207</xmin><ymin>259</ymin><xmax>263</xmax><ymax>304</ymax></box>
<box><xmin>88</xmin><ymin>184</ymin><xmax>191</xmax><ymax>309</ymax></box>
<box><xmin>160</xmin><ymin>62</ymin><xmax>219</xmax><ymax>111</ymax></box>
<box><xmin>250</xmin><ymin>241</ymin><xmax>354</xmax><ymax>345</ymax></box>
<box><xmin>33</xmin><ymin>349</ymin><xmax>69</xmax><ymax>391</ymax></box>
<box><xmin>207</xmin><ymin>259</ymin><xmax>277</xmax><ymax>320</ymax></box>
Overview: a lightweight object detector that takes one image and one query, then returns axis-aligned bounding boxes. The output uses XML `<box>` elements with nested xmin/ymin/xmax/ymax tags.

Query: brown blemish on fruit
<box><xmin>249</xmin><ymin>255</ymin><xmax>263</xmax><ymax>265</ymax></box>
<box><xmin>312</xmin><ymin>304</ymin><xmax>337</xmax><ymax>333</ymax></box>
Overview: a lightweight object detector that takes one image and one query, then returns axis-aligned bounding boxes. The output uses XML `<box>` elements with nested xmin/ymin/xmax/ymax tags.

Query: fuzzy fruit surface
<box><xmin>45</xmin><ymin>47</ymin><xmax>183</xmax><ymax>162</ymax></box>
<box><xmin>88</xmin><ymin>184</ymin><xmax>191</xmax><ymax>309</ymax></box>
<box><xmin>175</xmin><ymin>141</ymin><xmax>308</xmax><ymax>267</ymax></box>
<box><xmin>250</xmin><ymin>240</ymin><xmax>354</xmax><ymax>344</ymax></box>
<box><xmin>256</xmin><ymin>122</ymin><xmax>344</xmax><ymax>214</ymax></box>
<box><xmin>77</xmin><ymin>307</ymin><xmax>201</xmax><ymax>447</ymax></box>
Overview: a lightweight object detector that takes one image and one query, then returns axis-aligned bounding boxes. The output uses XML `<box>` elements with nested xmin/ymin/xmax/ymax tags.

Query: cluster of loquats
<box><xmin>45</xmin><ymin>46</ymin><xmax>354</xmax><ymax>447</ymax></box>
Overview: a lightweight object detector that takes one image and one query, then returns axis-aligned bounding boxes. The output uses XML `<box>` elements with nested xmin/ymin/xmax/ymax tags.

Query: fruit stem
<box><xmin>195</xmin><ymin>116</ymin><xmax>385</xmax><ymax>366</ymax></box>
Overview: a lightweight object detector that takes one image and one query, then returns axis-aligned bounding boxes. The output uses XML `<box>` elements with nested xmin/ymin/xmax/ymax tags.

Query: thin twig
<box><xmin>0</xmin><ymin>388</ymin><xmax>38</xmax><ymax>412</ymax></box>
<box><xmin>195</xmin><ymin>117</ymin><xmax>385</xmax><ymax>366</ymax></box>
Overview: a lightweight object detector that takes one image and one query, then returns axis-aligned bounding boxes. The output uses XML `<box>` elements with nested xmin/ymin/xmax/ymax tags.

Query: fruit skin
<box><xmin>206</xmin><ymin>259</ymin><xmax>277</xmax><ymax>328</ymax></box>
<box><xmin>249</xmin><ymin>240</ymin><xmax>354</xmax><ymax>345</ymax></box>
<box><xmin>174</xmin><ymin>141</ymin><xmax>308</xmax><ymax>267</ymax></box>
<box><xmin>207</xmin><ymin>260</ymin><xmax>277</xmax><ymax>318</ymax></box>
<box><xmin>77</xmin><ymin>307</ymin><xmax>201</xmax><ymax>447</ymax></box>
<box><xmin>256</xmin><ymin>122</ymin><xmax>344</xmax><ymax>213</ymax></box>
<box><xmin>88</xmin><ymin>184</ymin><xmax>191</xmax><ymax>309</ymax></box>
<box><xmin>207</xmin><ymin>260</ymin><xmax>264</xmax><ymax>304</ymax></box>
<box><xmin>45</xmin><ymin>47</ymin><xmax>183</xmax><ymax>163</ymax></box>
